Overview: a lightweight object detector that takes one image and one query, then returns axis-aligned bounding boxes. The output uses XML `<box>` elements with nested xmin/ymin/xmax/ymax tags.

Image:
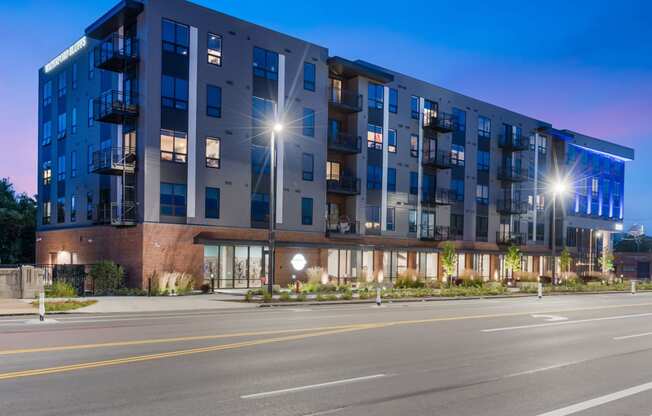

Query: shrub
<box><xmin>305</xmin><ymin>266</ymin><xmax>325</xmax><ymax>284</ymax></box>
<box><xmin>150</xmin><ymin>271</ymin><xmax>195</xmax><ymax>295</ymax></box>
<box><xmin>175</xmin><ymin>273</ymin><xmax>195</xmax><ymax>295</ymax></box>
<box><xmin>341</xmin><ymin>290</ymin><xmax>353</xmax><ymax>300</ymax></box>
<box><xmin>358</xmin><ymin>289</ymin><xmax>371</xmax><ymax>299</ymax></box>
<box><xmin>244</xmin><ymin>290</ymin><xmax>254</xmax><ymax>302</ymax></box>
<box><xmin>279</xmin><ymin>291</ymin><xmax>291</xmax><ymax>301</ymax></box>
<box><xmin>90</xmin><ymin>261</ymin><xmax>125</xmax><ymax>293</ymax></box>
<box><xmin>262</xmin><ymin>290</ymin><xmax>273</xmax><ymax>303</ymax></box>
<box><xmin>296</xmin><ymin>292</ymin><xmax>307</xmax><ymax>302</ymax></box>
<box><xmin>394</xmin><ymin>269</ymin><xmax>425</xmax><ymax>289</ymax></box>
<box><xmin>46</xmin><ymin>281</ymin><xmax>77</xmax><ymax>298</ymax></box>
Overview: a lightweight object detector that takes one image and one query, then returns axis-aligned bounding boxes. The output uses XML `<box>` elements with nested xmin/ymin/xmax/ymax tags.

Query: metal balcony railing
<box><xmin>422</xmin><ymin>188</ymin><xmax>455</xmax><ymax>206</ymax></box>
<box><xmin>328</xmin><ymin>86</ymin><xmax>363</xmax><ymax>113</ymax></box>
<box><xmin>92</xmin><ymin>147</ymin><xmax>136</xmax><ymax>175</ymax></box>
<box><xmin>327</xmin><ymin>176</ymin><xmax>361</xmax><ymax>195</ymax></box>
<box><xmin>419</xmin><ymin>225</ymin><xmax>451</xmax><ymax>241</ymax></box>
<box><xmin>497</xmin><ymin>166</ymin><xmax>527</xmax><ymax>182</ymax></box>
<box><xmin>94</xmin><ymin>34</ymin><xmax>139</xmax><ymax>72</ymax></box>
<box><xmin>111</xmin><ymin>201</ymin><xmax>137</xmax><ymax>226</ymax></box>
<box><xmin>498</xmin><ymin>134</ymin><xmax>530</xmax><ymax>152</ymax></box>
<box><xmin>496</xmin><ymin>231</ymin><xmax>527</xmax><ymax>245</ymax></box>
<box><xmin>94</xmin><ymin>90</ymin><xmax>139</xmax><ymax>124</ymax></box>
<box><xmin>496</xmin><ymin>199</ymin><xmax>528</xmax><ymax>215</ymax></box>
<box><xmin>328</xmin><ymin>132</ymin><xmax>362</xmax><ymax>154</ymax></box>
<box><xmin>423</xmin><ymin>112</ymin><xmax>458</xmax><ymax>133</ymax></box>
<box><xmin>422</xmin><ymin>149</ymin><xmax>454</xmax><ymax>169</ymax></box>
<box><xmin>326</xmin><ymin>218</ymin><xmax>360</xmax><ymax>236</ymax></box>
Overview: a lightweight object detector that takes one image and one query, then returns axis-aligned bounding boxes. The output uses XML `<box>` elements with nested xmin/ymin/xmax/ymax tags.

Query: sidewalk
<box><xmin>0</xmin><ymin>299</ymin><xmax>36</xmax><ymax>315</ymax></box>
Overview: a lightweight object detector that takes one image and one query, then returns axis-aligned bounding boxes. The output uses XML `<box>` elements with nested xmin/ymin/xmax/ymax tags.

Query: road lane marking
<box><xmin>535</xmin><ymin>380</ymin><xmax>652</xmax><ymax>416</ymax></box>
<box><xmin>482</xmin><ymin>312</ymin><xmax>652</xmax><ymax>333</ymax></box>
<box><xmin>0</xmin><ymin>324</ymin><xmax>384</xmax><ymax>381</ymax></box>
<box><xmin>613</xmin><ymin>331</ymin><xmax>652</xmax><ymax>341</ymax></box>
<box><xmin>240</xmin><ymin>374</ymin><xmax>387</xmax><ymax>399</ymax></box>
<box><xmin>531</xmin><ymin>314</ymin><xmax>568</xmax><ymax>322</ymax></box>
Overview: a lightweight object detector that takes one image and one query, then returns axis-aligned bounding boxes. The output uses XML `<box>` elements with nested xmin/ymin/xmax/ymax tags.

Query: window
<box><xmin>591</xmin><ymin>177</ymin><xmax>599</xmax><ymax>196</ymax></box>
<box><xmin>387</xmin><ymin>207</ymin><xmax>395</xmax><ymax>231</ymax></box>
<box><xmin>207</xmin><ymin>85</ymin><xmax>222</xmax><ymax>117</ymax></box>
<box><xmin>303</xmin><ymin>108</ymin><xmax>315</xmax><ymax>137</ymax></box>
<box><xmin>205</xmin><ymin>137</ymin><xmax>220</xmax><ymax>168</ymax></box>
<box><xmin>70</xmin><ymin>195</ymin><xmax>77</xmax><ymax>222</ymax></box>
<box><xmin>409</xmin><ymin>172</ymin><xmax>418</xmax><ymax>195</ymax></box>
<box><xmin>303</xmin><ymin>62</ymin><xmax>315</xmax><ymax>91</ymax></box>
<box><xmin>301</xmin><ymin>197</ymin><xmax>313</xmax><ymax>225</ymax></box>
<box><xmin>58</xmin><ymin>71</ymin><xmax>66</xmax><ymax>97</ymax></box>
<box><xmin>72</xmin><ymin>63</ymin><xmax>78</xmax><ymax>89</ymax></box>
<box><xmin>160</xmin><ymin>182</ymin><xmax>187</xmax><ymax>216</ymax></box>
<box><xmin>162</xmin><ymin>75</ymin><xmax>188</xmax><ymax>110</ymax></box>
<box><xmin>42</xmin><ymin>81</ymin><xmax>52</xmax><ymax>107</ymax></box>
<box><xmin>478</xmin><ymin>116</ymin><xmax>491</xmax><ymax>138</ymax></box>
<box><xmin>451</xmin><ymin>144</ymin><xmax>465</xmax><ymax>166</ymax></box>
<box><xmin>410</xmin><ymin>95</ymin><xmax>419</xmax><ymax>119</ymax></box>
<box><xmin>387</xmin><ymin>168</ymin><xmax>396</xmax><ymax>192</ymax></box>
<box><xmin>367</xmin><ymin>123</ymin><xmax>382</xmax><ymax>150</ymax></box>
<box><xmin>476</xmin><ymin>184</ymin><xmax>489</xmax><ymax>205</ymax></box>
<box><xmin>88</xmin><ymin>51</ymin><xmax>94</xmax><ymax>79</ymax></box>
<box><xmin>70</xmin><ymin>151</ymin><xmax>77</xmax><ymax>178</ymax></box>
<box><xmin>366</xmin><ymin>205</ymin><xmax>381</xmax><ymax>232</ymax></box>
<box><xmin>43</xmin><ymin>201</ymin><xmax>51</xmax><ymax>224</ymax></box>
<box><xmin>252</xmin><ymin>96</ymin><xmax>275</xmax><ymax>132</ymax></box>
<box><xmin>42</xmin><ymin>161</ymin><xmax>52</xmax><ymax>185</ymax></box>
<box><xmin>57</xmin><ymin>112</ymin><xmax>66</xmax><ymax>139</ymax></box>
<box><xmin>252</xmin><ymin>145</ymin><xmax>270</xmax><ymax>174</ymax></box>
<box><xmin>207</xmin><ymin>32</ymin><xmax>222</xmax><ymax>66</ymax></box>
<box><xmin>302</xmin><ymin>153</ymin><xmax>314</xmax><ymax>181</ymax></box>
<box><xmin>205</xmin><ymin>187</ymin><xmax>220</xmax><ymax>219</ymax></box>
<box><xmin>476</xmin><ymin>216</ymin><xmax>488</xmax><ymax>240</ymax></box>
<box><xmin>162</xmin><ymin>19</ymin><xmax>189</xmax><ymax>55</ymax></box>
<box><xmin>160</xmin><ymin>129</ymin><xmax>188</xmax><ymax>163</ymax></box>
<box><xmin>477</xmin><ymin>150</ymin><xmax>490</xmax><ymax>171</ymax></box>
<box><xmin>451</xmin><ymin>214</ymin><xmax>464</xmax><ymax>237</ymax></box>
<box><xmin>57</xmin><ymin>155</ymin><xmax>66</xmax><ymax>181</ymax></box>
<box><xmin>71</xmin><ymin>107</ymin><xmax>77</xmax><ymax>134</ymax></box>
<box><xmin>87</xmin><ymin>145</ymin><xmax>94</xmax><ymax>173</ymax></box>
<box><xmin>388</xmin><ymin>129</ymin><xmax>397</xmax><ymax>153</ymax></box>
<box><xmin>86</xmin><ymin>192</ymin><xmax>93</xmax><ymax>221</ymax></box>
<box><xmin>409</xmin><ymin>209</ymin><xmax>417</xmax><ymax>232</ymax></box>
<box><xmin>326</xmin><ymin>161</ymin><xmax>340</xmax><ymax>181</ymax></box>
<box><xmin>389</xmin><ymin>88</ymin><xmax>398</xmax><ymax>113</ymax></box>
<box><xmin>453</xmin><ymin>107</ymin><xmax>466</xmax><ymax>132</ymax></box>
<box><xmin>253</xmin><ymin>47</ymin><xmax>278</xmax><ymax>80</ymax></box>
<box><xmin>410</xmin><ymin>134</ymin><xmax>418</xmax><ymax>157</ymax></box>
<box><xmin>367</xmin><ymin>164</ymin><xmax>382</xmax><ymax>190</ymax></box>
<box><xmin>57</xmin><ymin>197</ymin><xmax>65</xmax><ymax>223</ymax></box>
<box><xmin>88</xmin><ymin>98</ymin><xmax>94</xmax><ymax>126</ymax></box>
<box><xmin>42</xmin><ymin>121</ymin><xmax>52</xmax><ymax>145</ymax></box>
<box><xmin>251</xmin><ymin>192</ymin><xmax>269</xmax><ymax>222</ymax></box>
<box><xmin>451</xmin><ymin>179</ymin><xmax>464</xmax><ymax>201</ymax></box>
<box><xmin>368</xmin><ymin>82</ymin><xmax>384</xmax><ymax>109</ymax></box>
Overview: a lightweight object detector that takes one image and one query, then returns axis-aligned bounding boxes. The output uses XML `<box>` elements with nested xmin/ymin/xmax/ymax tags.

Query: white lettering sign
<box><xmin>44</xmin><ymin>37</ymin><xmax>88</xmax><ymax>73</ymax></box>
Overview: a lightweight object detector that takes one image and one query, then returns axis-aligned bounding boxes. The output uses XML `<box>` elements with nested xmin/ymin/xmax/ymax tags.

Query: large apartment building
<box><xmin>36</xmin><ymin>0</ymin><xmax>635</xmax><ymax>289</ymax></box>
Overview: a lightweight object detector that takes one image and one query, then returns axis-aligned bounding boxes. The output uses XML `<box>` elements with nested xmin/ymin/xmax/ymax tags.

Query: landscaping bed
<box><xmin>32</xmin><ymin>300</ymin><xmax>97</xmax><ymax>312</ymax></box>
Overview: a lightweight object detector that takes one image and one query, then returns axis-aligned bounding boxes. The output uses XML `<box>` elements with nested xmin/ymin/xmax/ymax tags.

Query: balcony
<box><xmin>422</xmin><ymin>188</ymin><xmax>455</xmax><ymax>206</ymax></box>
<box><xmin>423</xmin><ymin>112</ymin><xmax>458</xmax><ymax>133</ymax></box>
<box><xmin>91</xmin><ymin>147</ymin><xmax>136</xmax><ymax>175</ymax></box>
<box><xmin>328</xmin><ymin>132</ymin><xmax>362</xmax><ymax>154</ymax></box>
<box><xmin>326</xmin><ymin>218</ymin><xmax>360</xmax><ymax>237</ymax></box>
<box><xmin>422</xmin><ymin>149</ymin><xmax>454</xmax><ymax>169</ymax></box>
<box><xmin>420</xmin><ymin>225</ymin><xmax>450</xmax><ymax>241</ymax></box>
<box><xmin>327</xmin><ymin>176</ymin><xmax>361</xmax><ymax>195</ymax></box>
<box><xmin>328</xmin><ymin>86</ymin><xmax>362</xmax><ymax>113</ymax></box>
<box><xmin>498</xmin><ymin>134</ymin><xmax>530</xmax><ymax>152</ymax></box>
<box><xmin>497</xmin><ymin>166</ymin><xmax>527</xmax><ymax>182</ymax></box>
<box><xmin>497</xmin><ymin>231</ymin><xmax>527</xmax><ymax>246</ymax></box>
<box><xmin>94</xmin><ymin>34</ymin><xmax>139</xmax><ymax>72</ymax></box>
<box><xmin>94</xmin><ymin>202</ymin><xmax>137</xmax><ymax>227</ymax></box>
<box><xmin>94</xmin><ymin>90</ymin><xmax>138</xmax><ymax>124</ymax></box>
<box><xmin>496</xmin><ymin>199</ymin><xmax>528</xmax><ymax>215</ymax></box>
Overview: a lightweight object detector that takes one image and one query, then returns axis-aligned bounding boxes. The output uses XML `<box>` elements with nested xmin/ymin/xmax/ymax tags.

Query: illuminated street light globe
<box><xmin>553</xmin><ymin>180</ymin><xmax>568</xmax><ymax>195</ymax></box>
<box><xmin>291</xmin><ymin>253</ymin><xmax>307</xmax><ymax>271</ymax></box>
<box><xmin>273</xmin><ymin>123</ymin><xmax>284</xmax><ymax>133</ymax></box>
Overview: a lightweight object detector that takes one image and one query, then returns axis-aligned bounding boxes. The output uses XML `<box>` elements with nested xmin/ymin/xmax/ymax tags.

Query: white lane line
<box><xmin>535</xmin><ymin>380</ymin><xmax>652</xmax><ymax>416</ymax></box>
<box><xmin>531</xmin><ymin>314</ymin><xmax>568</xmax><ymax>322</ymax></box>
<box><xmin>241</xmin><ymin>374</ymin><xmax>387</xmax><ymax>399</ymax></box>
<box><xmin>504</xmin><ymin>360</ymin><xmax>587</xmax><ymax>378</ymax></box>
<box><xmin>613</xmin><ymin>331</ymin><xmax>652</xmax><ymax>341</ymax></box>
<box><xmin>482</xmin><ymin>312</ymin><xmax>652</xmax><ymax>333</ymax></box>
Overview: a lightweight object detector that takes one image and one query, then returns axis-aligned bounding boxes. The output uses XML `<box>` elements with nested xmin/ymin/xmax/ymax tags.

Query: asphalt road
<box><xmin>2</xmin><ymin>294</ymin><xmax>652</xmax><ymax>416</ymax></box>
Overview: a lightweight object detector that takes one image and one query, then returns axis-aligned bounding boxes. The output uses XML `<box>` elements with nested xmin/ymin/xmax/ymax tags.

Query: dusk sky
<box><xmin>1</xmin><ymin>0</ymin><xmax>650</xmax><ymax>230</ymax></box>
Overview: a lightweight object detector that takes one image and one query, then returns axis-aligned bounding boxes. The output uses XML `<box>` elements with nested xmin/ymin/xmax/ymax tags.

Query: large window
<box><xmin>86</xmin><ymin>192</ymin><xmax>93</xmax><ymax>221</ymax></box>
<box><xmin>409</xmin><ymin>171</ymin><xmax>418</xmax><ymax>195</ymax></box>
<box><xmin>366</xmin><ymin>205</ymin><xmax>381</xmax><ymax>233</ymax></box>
<box><xmin>478</xmin><ymin>116</ymin><xmax>491</xmax><ymax>138</ymax></box>
<box><xmin>410</xmin><ymin>95</ymin><xmax>419</xmax><ymax>119</ymax></box>
<box><xmin>160</xmin><ymin>183</ymin><xmax>187</xmax><ymax>217</ymax></box>
<box><xmin>71</xmin><ymin>107</ymin><xmax>77</xmax><ymax>134</ymax></box>
<box><xmin>388</xmin><ymin>129</ymin><xmax>397</xmax><ymax>153</ymax></box>
<box><xmin>207</xmin><ymin>32</ymin><xmax>222</xmax><ymax>66</ymax></box>
<box><xmin>253</xmin><ymin>47</ymin><xmax>278</xmax><ymax>80</ymax></box>
<box><xmin>70</xmin><ymin>195</ymin><xmax>77</xmax><ymax>222</ymax></box>
<box><xmin>251</xmin><ymin>145</ymin><xmax>270</xmax><ymax>175</ymax></box>
<box><xmin>252</xmin><ymin>96</ymin><xmax>274</xmax><ymax>131</ymax></box>
<box><xmin>417</xmin><ymin>252</ymin><xmax>438</xmax><ymax>278</ymax></box>
<box><xmin>451</xmin><ymin>214</ymin><xmax>464</xmax><ymax>238</ymax></box>
<box><xmin>409</xmin><ymin>209</ymin><xmax>417</xmax><ymax>232</ymax></box>
<box><xmin>453</xmin><ymin>107</ymin><xmax>466</xmax><ymax>132</ymax></box>
<box><xmin>205</xmin><ymin>137</ymin><xmax>220</xmax><ymax>168</ymax></box>
<box><xmin>70</xmin><ymin>151</ymin><xmax>77</xmax><ymax>178</ymax></box>
<box><xmin>42</xmin><ymin>161</ymin><xmax>52</xmax><ymax>185</ymax></box>
<box><xmin>160</xmin><ymin>129</ymin><xmax>188</xmax><ymax>163</ymax></box>
<box><xmin>58</xmin><ymin>71</ymin><xmax>66</xmax><ymax>98</ymax></box>
<box><xmin>204</xmin><ymin>245</ymin><xmax>268</xmax><ymax>289</ymax></box>
<box><xmin>451</xmin><ymin>144</ymin><xmax>465</xmax><ymax>166</ymax></box>
<box><xmin>368</xmin><ymin>82</ymin><xmax>384</xmax><ymax>109</ymax></box>
<box><xmin>87</xmin><ymin>145</ymin><xmax>94</xmax><ymax>173</ymax></box>
<box><xmin>476</xmin><ymin>184</ymin><xmax>489</xmax><ymax>205</ymax></box>
<box><xmin>410</xmin><ymin>134</ymin><xmax>418</xmax><ymax>157</ymax></box>
<box><xmin>383</xmin><ymin>251</ymin><xmax>408</xmax><ymax>280</ymax></box>
<box><xmin>303</xmin><ymin>108</ymin><xmax>315</xmax><ymax>137</ymax></box>
<box><xmin>162</xmin><ymin>19</ymin><xmax>189</xmax><ymax>55</ymax></box>
<box><xmin>303</xmin><ymin>62</ymin><xmax>315</xmax><ymax>91</ymax></box>
<box><xmin>387</xmin><ymin>168</ymin><xmax>396</xmax><ymax>192</ymax></box>
<box><xmin>367</xmin><ymin>123</ymin><xmax>382</xmax><ymax>150</ymax></box>
<box><xmin>57</xmin><ymin>155</ymin><xmax>66</xmax><ymax>181</ymax></box>
<box><xmin>42</xmin><ymin>81</ymin><xmax>52</xmax><ymax>107</ymax></box>
<box><xmin>251</xmin><ymin>192</ymin><xmax>269</xmax><ymax>222</ymax></box>
<box><xmin>388</xmin><ymin>88</ymin><xmax>398</xmax><ymax>113</ymax></box>
<box><xmin>42</xmin><ymin>201</ymin><xmax>51</xmax><ymax>225</ymax></box>
<box><xmin>205</xmin><ymin>187</ymin><xmax>220</xmax><ymax>219</ymax></box>
<box><xmin>42</xmin><ymin>121</ymin><xmax>52</xmax><ymax>145</ymax></box>
<box><xmin>207</xmin><ymin>85</ymin><xmax>222</xmax><ymax>117</ymax></box>
<box><xmin>326</xmin><ymin>161</ymin><xmax>340</xmax><ymax>181</ymax></box>
<box><xmin>162</xmin><ymin>75</ymin><xmax>188</xmax><ymax>110</ymax></box>
<box><xmin>386</xmin><ymin>207</ymin><xmax>395</xmax><ymax>231</ymax></box>
<box><xmin>88</xmin><ymin>98</ymin><xmax>94</xmax><ymax>126</ymax></box>
<box><xmin>477</xmin><ymin>150</ymin><xmax>490</xmax><ymax>171</ymax></box>
<box><xmin>72</xmin><ymin>63</ymin><xmax>78</xmax><ymax>89</ymax></box>
<box><xmin>57</xmin><ymin>112</ymin><xmax>66</xmax><ymax>139</ymax></box>
<box><xmin>302</xmin><ymin>153</ymin><xmax>314</xmax><ymax>181</ymax></box>
<box><xmin>301</xmin><ymin>197</ymin><xmax>313</xmax><ymax>225</ymax></box>
<box><xmin>57</xmin><ymin>197</ymin><xmax>65</xmax><ymax>223</ymax></box>
<box><xmin>451</xmin><ymin>179</ymin><xmax>464</xmax><ymax>201</ymax></box>
<box><xmin>367</xmin><ymin>164</ymin><xmax>382</xmax><ymax>190</ymax></box>
<box><xmin>476</xmin><ymin>216</ymin><xmax>488</xmax><ymax>241</ymax></box>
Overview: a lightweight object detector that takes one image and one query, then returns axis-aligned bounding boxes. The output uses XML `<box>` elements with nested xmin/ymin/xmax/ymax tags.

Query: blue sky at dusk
<box><xmin>1</xmin><ymin>0</ymin><xmax>650</xmax><ymax>230</ymax></box>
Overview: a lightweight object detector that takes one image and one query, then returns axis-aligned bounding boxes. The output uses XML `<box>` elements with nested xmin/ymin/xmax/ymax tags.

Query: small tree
<box><xmin>504</xmin><ymin>245</ymin><xmax>522</xmax><ymax>280</ymax></box>
<box><xmin>598</xmin><ymin>249</ymin><xmax>615</xmax><ymax>274</ymax></box>
<box><xmin>90</xmin><ymin>261</ymin><xmax>125</xmax><ymax>293</ymax></box>
<box><xmin>441</xmin><ymin>242</ymin><xmax>457</xmax><ymax>286</ymax></box>
<box><xmin>559</xmin><ymin>247</ymin><xmax>572</xmax><ymax>273</ymax></box>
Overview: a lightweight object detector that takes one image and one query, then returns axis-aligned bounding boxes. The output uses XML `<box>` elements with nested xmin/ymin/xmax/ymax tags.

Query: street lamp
<box><xmin>550</xmin><ymin>178</ymin><xmax>568</xmax><ymax>285</ymax></box>
<box><xmin>268</xmin><ymin>121</ymin><xmax>283</xmax><ymax>294</ymax></box>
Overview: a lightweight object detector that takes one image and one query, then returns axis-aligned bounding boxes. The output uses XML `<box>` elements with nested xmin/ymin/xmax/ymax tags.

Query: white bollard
<box><xmin>38</xmin><ymin>291</ymin><xmax>45</xmax><ymax>322</ymax></box>
<box><xmin>538</xmin><ymin>282</ymin><xmax>543</xmax><ymax>299</ymax></box>
<box><xmin>376</xmin><ymin>287</ymin><xmax>381</xmax><ymax>306</ymax></box>
<box><xmin>631</xmin><ymin>280</ymin><xmax>636</xmax><ymax>295</ymax></box>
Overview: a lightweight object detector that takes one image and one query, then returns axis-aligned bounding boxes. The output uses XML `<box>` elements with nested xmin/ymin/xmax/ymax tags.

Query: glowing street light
<box><xmin>267</xmin><ymin>120</ymin><xmax>284</xmax><ymax>294</ymax></box>
<box><xmin>549</xmin><ymin>177</ymin><xmax>569</xmax><ymax>285</ymax></box>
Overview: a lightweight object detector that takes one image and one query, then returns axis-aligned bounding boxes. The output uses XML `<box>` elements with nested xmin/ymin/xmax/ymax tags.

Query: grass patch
<box><xmin>32</xmin><ymin>300</ymin><xmax>97</xmax><ymax>312</ymax></box>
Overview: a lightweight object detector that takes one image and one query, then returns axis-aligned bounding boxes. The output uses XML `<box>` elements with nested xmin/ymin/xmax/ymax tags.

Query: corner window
<box><xmin>162</xmin><ymin>75</ymin><xmax>188</xmax><ymax>110</ymax></box>
<box><xmin>388</xmin><ymin>129</ymin><xmax>397</xmax><ymax>153</ymax></box>
<box><xmin>367</xmin><ymin>123</ymin><xmax>382</xmax><ymax>150</ymax></box>
<box><xmin>387</xmin><ymin>168</ymin><xmax>396</xmax><ymax>192</ymax></box>
<box><xmin>160</xmin><ymin>182</ymin><xmax>187</xmax><ymax>217</ymax></box>
<box><xmin>207</xmin><ymin>84</ymin><xmax>222</xmax><ymax>117</ymax></box>
<box><xmin>253</xmin><ymin>47</ymin><xmax>278</xmax><ymax>80</ymax></box>
<box><xmin>303</xmin><ymin>108</ymin><xmax>315</xmax><ymax>137</ymax></box>
<box><xmin>42</xmin><ymin>201</ymin><xmax>51</xmax><ymax>225</ymax></box>
<box><xmin>58</xmin><ymin>71</ymin><xmax>66</xmax><ymax>98</ymax></box>
<box><xmin>160</xmin><ymin>129</ymin><xmax>188</xmax><ymax>163</ymax></box>
<box><xmin>42</xmin><ymin>81</ymin><xmax>52</xmax><ymax>107</ymax></box>
<box><xmin>301</xmin><ymin>197</ymin><xmax>313</xmax><ymax>225</ymax></box>
<box><xmin>162</xmin><ymin>19</ymin><xmax>189</xmax><ymax>55</ymax></box>
<box><xmin>42</xmin><ymin>161</ymin><xmax>52</xmax><ymax>185</ymax></box>
<box><xmin>70</xmin><ymin>195</ymin><xmax>77</xmax><ymax>222</ymax></box>
<box><xmin>368</xmin><ymin>83</ymin><xmax>384</xmax><ymax>110</ymax></box>
<box><xmin>205</xmin><ymin>187</ymin><xmax>220</xmax><ymax>219</ymax></box>
<box><xmin>207</xmin><ymin>33</ymin><xmax>222</xmax><ymax>66</ymax></box>
<box><xmin>303</xmin><ymin>62</ymin><xmax>316</xmax><ymax>91</ymax></box>
<box><xmin>302</xmin><ymin>153</ymin><xmax>314</xmax><ymax>181</ymax></box>
<box><xmin>205</xmin><ymin>137</ymin><xmax>220</xmax><ymax>168</ymax></box>
<box><xmin>389</xmin><ymin>88</ymin><xmax>398</xmax><ymax>113</ymax></box>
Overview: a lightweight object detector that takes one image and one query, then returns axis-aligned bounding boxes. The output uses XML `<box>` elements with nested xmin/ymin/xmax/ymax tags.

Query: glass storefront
<box><xmin>327</xmin><ymin>249</ymin><xmax>373</xmax><ymax>283</ymax></box>
<box><xmin>383</xmin><ymin>251</ymin><xmax>408</xmax><ymax>280</ymax></box>
<box><xmin>204</xmin><ymin>245</ymin><xmax>268</xmax><ymax>288</ymax></box>
<box><xmin>417</xmin><ymin>252</ymin><xmax>438</xmax><ymax>279</ymax></box>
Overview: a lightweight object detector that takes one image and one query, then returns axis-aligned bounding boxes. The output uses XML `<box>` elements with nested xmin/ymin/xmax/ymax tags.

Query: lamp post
<box><xmin>551</xmin><ymin>179</ymin><xmax>568</xmax><ymax>285</ymax></box>
<box><xmin>267</xmin><ymin>122</ymin><xmax>284</xmax><ymax>295</ymax></box>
